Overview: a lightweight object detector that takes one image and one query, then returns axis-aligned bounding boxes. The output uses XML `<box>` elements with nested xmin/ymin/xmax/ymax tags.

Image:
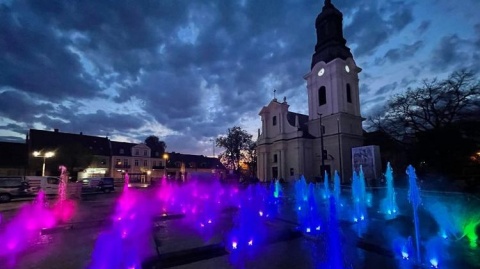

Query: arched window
<box><xmin>346</xmin><ymin>83</ymin><xmax>352</xmax><ymax>103</ymax></box>
<box><xmin>318</xmin><ymin>86</ymin><xmax>326</xmax><ymax>106</ymax></box>
<box><xmin>273</xmin><ymin>116</ymin><xmax>277</xmax><ymax>126</ymax></box>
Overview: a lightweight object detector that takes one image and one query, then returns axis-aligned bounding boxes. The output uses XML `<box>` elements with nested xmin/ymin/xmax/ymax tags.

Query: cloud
<box><xmin>0</xmin><ymin>90</ymin><xmax>55</xmax><ymax>122</ymax></box>
<box><xmin>345</xmin><ymin>2</ymin><xmax>415</xmax><ymax>57</ymax></box>
<box><xmin>375</xmin><ymin>41</ymin><xmax>424</xmax><ymax>65</ymax></box>
<box><xmin>417</xmin><ymin>20</ymin><xmax>431</xmax><ymax>35</ymax></box>
<box><xmin>1</xmin><ymin>0</ymin><xmax>479</xmax><ymax>156</ymax></box>
<box><xmin>375</xmin><ymin>82</ymin><xmax>398</xmax><ymax>95</ymax></box>
<box><xmin>430</xmin><ymin>34</ymin><xmax>469</xmax><ymax>71</ymax></box>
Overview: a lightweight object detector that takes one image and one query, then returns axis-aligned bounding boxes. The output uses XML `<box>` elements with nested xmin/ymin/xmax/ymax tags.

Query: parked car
<box><xmin>0</xmin><ymin>176</ymin><xmax>33</xmax><ymax>202</ymax></box>
<box><xmin>80</xmin><ymin>177</ymin><xmax>115</xmax><ymax>193</ymax></box>
<box><xmin>97</xmin><ymin>177</ymin><xmax>115</xmax><ymax>193</ymax></box>
<box><xmin>25</xmin><ymin>176</ymin><xmax>60</xmax><ymax>195</ymax></box>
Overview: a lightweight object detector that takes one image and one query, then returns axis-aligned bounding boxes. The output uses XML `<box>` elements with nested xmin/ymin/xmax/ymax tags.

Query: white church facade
<box><xmin>256</xmin><ymin>0</ymin><xmax>364</xmax><ymax>183</ymax></box>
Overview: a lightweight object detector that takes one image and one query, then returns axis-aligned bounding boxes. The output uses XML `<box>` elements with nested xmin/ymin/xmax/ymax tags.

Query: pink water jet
<box><xmin>0</xmin><ymin>191</ymin><xmax>56</xmax><ymax>261</ymax></box>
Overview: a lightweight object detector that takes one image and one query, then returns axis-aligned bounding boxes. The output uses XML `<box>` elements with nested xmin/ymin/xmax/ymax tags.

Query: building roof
<box><xmin>110</xmin><ymin>141</ymin><xmax>137</xmax><ymax>156</ymax></box>
<box><xmin>286</xmin><ymin>112</ymin><xmax>316</xmax><ymax>139</ymax></box>
<box><xmin>28</xmin><ymin>129</ymin><xmax>111</xmax><ymax>156</ymax></box>
<box><xmin>166</xmin><ymin>152</ymin><xmax>227</xmax><ymax>170</ymax></box>
<box><xmin>0</xmin><ymin>141</ymin><xmax>27</xmax><ymax>167</ymax></box>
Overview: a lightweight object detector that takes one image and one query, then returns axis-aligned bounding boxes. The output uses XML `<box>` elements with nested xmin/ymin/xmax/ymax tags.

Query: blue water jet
<box><xmin>407</xmin><ymin>165</ymin><xmax>422</xmax><ymax>264</ymax></box>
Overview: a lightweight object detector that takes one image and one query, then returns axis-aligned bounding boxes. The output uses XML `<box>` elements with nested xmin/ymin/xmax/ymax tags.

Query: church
<box><xmin>256</xmin><ymin>0</ymin><xmax>364</xmax><ymax>183</ymax></box>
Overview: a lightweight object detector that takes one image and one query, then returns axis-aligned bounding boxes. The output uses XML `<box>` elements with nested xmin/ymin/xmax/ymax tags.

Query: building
<box><xmin>256</xmin><ymin>0</ymin><xmax>364</xmax><ymax>183</ymax></box>
<box><xmin>110</xmin><ymin>141</ymin><xmax>164</xmax><ymax>184</ymax></box>
<box><xmin>21</xmin><ymin>128</ymin><xmax>226</xmax><ymax>182</ymax></box>
<box><xmin>28</xmin><ymin>129</ymin><xmax>111</xmax><ymax>178</ymax></box>
<box><xmin>0</xmin><ymin>142</ymin><xmax>27</xmax><ymax>176</ymax></box>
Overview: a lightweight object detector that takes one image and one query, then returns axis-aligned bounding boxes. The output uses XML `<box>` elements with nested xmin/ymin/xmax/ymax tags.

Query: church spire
<box><xmin>311</xmin><ymin>0</ymin><xmax>352</xmax><ymax>69</ymax></box>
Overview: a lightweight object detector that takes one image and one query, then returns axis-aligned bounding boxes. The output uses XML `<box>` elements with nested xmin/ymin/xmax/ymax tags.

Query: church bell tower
<box><xmin>304</xmin><ymin>0</ymin><xmax>364</xmax><ymax>182</ymax></box>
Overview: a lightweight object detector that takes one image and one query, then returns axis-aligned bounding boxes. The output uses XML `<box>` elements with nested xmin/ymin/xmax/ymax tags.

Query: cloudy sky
<box><xmin>1</xmin><ymin>0</ymin><xmax>479</xmax><ymax>156</ymax></box>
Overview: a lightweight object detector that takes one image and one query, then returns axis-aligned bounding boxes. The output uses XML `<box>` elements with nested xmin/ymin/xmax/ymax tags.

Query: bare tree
<box><xmin>369</xmin><ymin>70</ymin><xmax>480</xmax><ymax>141</ymax></box>
<box><xmin>367</xmin><ymin>70</ymin><xmax>480</xmax><ymax>176</ymax></box>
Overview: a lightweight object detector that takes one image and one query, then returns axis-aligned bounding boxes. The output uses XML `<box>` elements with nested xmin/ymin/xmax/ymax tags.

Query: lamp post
<box><xmin>33</xmin><ymin>151</ymin><xmax>55</xmax><ymax>176</ymax></box>
<box><xmin>210</xmin><ymin>139</ymin><xmax>216</xmax><ymax>157</ymax></box>
<box><xmin>163</xmin><ymin>153</ymin><xmax>169</xmax><ymax>178</ymax></box>
<box><xmin>317</xmin><ymin>113</ymin><xmax>325</xmax><ymax>180</ymax></box>
<box><xmin>337</xmin><ymin>118</ymin><xmax>343</xmax><ymax>180</ymax></box>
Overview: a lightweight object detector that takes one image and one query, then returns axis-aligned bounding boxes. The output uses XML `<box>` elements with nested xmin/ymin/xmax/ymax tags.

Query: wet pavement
<box><xmin>0</xmin><ymin>187</ymin><xmax>478</xmax><ymax>269</ymax></box>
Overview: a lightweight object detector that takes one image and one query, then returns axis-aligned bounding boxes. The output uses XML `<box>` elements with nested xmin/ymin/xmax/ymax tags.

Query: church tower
<box><xmin>304</xmin><ymin>0</ymin><xmax>364</xmax><ymax>182</ymax></box>
<box><xmin>256</xmin><ymin>0</ymin><xmax>364</xmax><ymax>183</ymax></box>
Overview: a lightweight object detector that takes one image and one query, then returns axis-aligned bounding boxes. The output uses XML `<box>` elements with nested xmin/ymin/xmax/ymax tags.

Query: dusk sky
<box><xmin>1</xmin><ymin>0</ymin><xmax>479</xmax><ymax>156</ymax></box>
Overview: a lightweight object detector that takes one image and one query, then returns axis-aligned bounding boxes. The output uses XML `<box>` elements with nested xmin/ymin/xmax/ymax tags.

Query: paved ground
<box><xmin>0</xmin><ymin>186</ymin><xmax>478</xmax><ymax>269</ymax></box>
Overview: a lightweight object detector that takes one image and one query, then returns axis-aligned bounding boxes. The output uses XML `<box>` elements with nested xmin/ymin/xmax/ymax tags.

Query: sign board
<box><xmin>351</xmin><ymin>145</ymin><xmax>382</xmax><ymax>181</ymax></box>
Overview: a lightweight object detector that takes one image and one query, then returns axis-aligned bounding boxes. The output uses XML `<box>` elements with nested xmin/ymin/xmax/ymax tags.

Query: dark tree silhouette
<box><xmin>216</xmin><ymin>126</ymin><xmax>253</xmax><ymax>173</ymax></box>
<box><xmin>368</xmin><ymin>70</ymin><xmax>480</xmax><ymax>176</ymax></box>
<box><xmin>145</xmin><ymin>135</ymin><xmax>166</xmax><ymax>156</ymax></box>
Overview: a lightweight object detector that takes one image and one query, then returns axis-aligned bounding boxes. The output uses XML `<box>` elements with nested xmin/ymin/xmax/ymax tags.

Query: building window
<box><xmin>101</xmin><ymin>159</ymin><xmax>106</xmax><ymax>165</ymax></box>
<box><xmin>290</xmin><ymin>168</ymin><xmax>294</xmax><ymax>176</ymax></box>
<box><xmin>318</xmin><ymin>86</ymin><xmax>326</xmax><ymax>106</ymax></box>
<box><xmin>124</xmin><ymin>159</ymin><xmax>129</xmax><ymax>166</ymax></box>
<box><xmin>143</xmin><ymin>160</ymin><xmax>148</xmax><ymax>167</ymax></box>
<box><xmin>273</xmin><ymin>116</ymin><xmax>277</xmax><ymax>126</ymax></box>
<box><xmin>152</xmin><ymin>161</ymin><xmax>156</xmax><ymax>167</ymax></box>
<box><xmin>116</xmin><ymin>159</ymin><xmax>121</xmax><ymax>165</ymax></box>
<box><xmin>273</xmin><ymin>154</ymin><xmax>278</xmax><ymax>163</ymax></box>
<box><xmin>143</xmin><ymin>150</ymin><xmax>148</xmax><ymax>156</ymax></box>
<box><xmin>346</xmin><ymin>83</ymin><xmax>352</xmax><ymax>103</ymax></box>
<box><xmin>135</xmin><ymin>149</ymin><xmax>139</xmax><ymax>156</ymax></box>
<box><xmin>134</xmin><ymin>160</ymin><xmax>139</xmax><ymax>166</ymax></box>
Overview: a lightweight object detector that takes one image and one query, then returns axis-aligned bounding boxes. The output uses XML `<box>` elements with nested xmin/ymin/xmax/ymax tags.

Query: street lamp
<box><xmin>163</xmin><ymin>153</ymin><xmax>169</xmax><ymax>177</ymax></box>
<box><xmin>33</xmin><ymin>151</ymin><xmax>55</xmax><ymax>176</ymax></box>
<box><xmin>317</xmin><ymin>113</ymin><xmax>325</xmax><ymax>181</ymax></box>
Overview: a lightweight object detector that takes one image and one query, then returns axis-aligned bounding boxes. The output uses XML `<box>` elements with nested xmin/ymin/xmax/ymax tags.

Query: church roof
<box><xmin>286</xmin><ymin>112</ymin><xmax>315</xmax><ymax>138</ymax></box>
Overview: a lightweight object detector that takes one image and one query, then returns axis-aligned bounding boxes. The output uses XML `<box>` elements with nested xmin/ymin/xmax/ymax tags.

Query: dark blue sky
<box><xmin>1</xmin><ymin>0</ymin><xmax>479</xmax><ymax>156</ymax></box>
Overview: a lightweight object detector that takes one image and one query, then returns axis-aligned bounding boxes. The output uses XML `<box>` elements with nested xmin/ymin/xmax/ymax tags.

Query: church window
<box><xmin>318</xmin><ymin>86</ymin><xmax>326</xmax><ymax>106</ymax></box>
<box><xmin>346</xmin><ymin>84</ymin><xmax>352</xmax><ymax>103</ymax></box>
<box><xmin>273</xmin><ymin>154</ymin><xmax>278</xmax><ymax>163</ymax></box>
<box><xmin>273</xmin><ymin>116</ymin><xmax>277</xmax><ymax>126</ymax></box>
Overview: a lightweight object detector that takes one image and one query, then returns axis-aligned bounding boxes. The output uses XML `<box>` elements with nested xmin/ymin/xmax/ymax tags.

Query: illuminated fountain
<box><xmin>0</xmin><ymin>191</ymin><xmax>56</xmax><ymax>267</ymax></box>
<box><xmin>351</xmin><ymin>166</ymin><xmax>367</xmax><ymax>223</ymax></box>
<box><xmin>380</xmin><ymin>162</ymin><xmax>398</xmax><ymax>218</ymax></box>
<box><xmin>323</xmin><ymin>171</ymin><xmax>330</xmax><ymax>199</ymax></box>
<box><xmin>407</xmin><ymin>165</ymin><xmax>422</xmax><ymax>264</ymax></box>
<box><xmin>2</xmin><ymin>162</ymin><xmax>478</xmax><ymax>269</ymax></box>
<box><xmin>333</xmin><ymin>171</ymin><xmax>341</xmax><ymax>204</ymax></box>
<box><xmin>89</xmin><ymin>173</ymin><xmax>155</xmax><ymax>268</ymax></box>
<box><xmin>52</xmin><ymin>165</ymin><xmax>76</xmax><ymax>223</ymax></box>
<box><xmin>228</xmin><ymin>184</ymin><xmax>268</xmax><ymax>268</ymax></box>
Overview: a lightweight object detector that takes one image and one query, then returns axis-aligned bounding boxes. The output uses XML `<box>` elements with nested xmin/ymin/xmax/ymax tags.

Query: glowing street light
<box><xmin>163</xmin><ymin>153</ymin><xmax>169</xmax><ymax>177</ymax></box>
<box><xmin>33</xmin><ymin>151</ymin><xmax>55</xmax><ymax>176</ymax></box>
